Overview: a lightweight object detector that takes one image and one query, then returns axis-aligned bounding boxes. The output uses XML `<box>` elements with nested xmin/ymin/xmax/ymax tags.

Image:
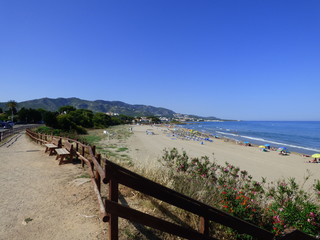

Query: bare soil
<box><xmin>0</xmin><ymin>133</ymin><xmax>107</xmax><ymax>240</ymax></box>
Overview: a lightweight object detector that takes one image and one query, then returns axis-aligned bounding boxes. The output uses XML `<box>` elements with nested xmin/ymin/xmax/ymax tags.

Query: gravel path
<box><xmin>0</xmin><ymin>133</ymin><xmax>106</xmax><ymax>240</ymax></box>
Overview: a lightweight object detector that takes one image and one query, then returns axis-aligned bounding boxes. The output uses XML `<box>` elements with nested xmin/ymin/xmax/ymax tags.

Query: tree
<box><xmin>57</xmin><ymin>114</ymin><xmax>74</xmax><ymax>131</ymax></box>
<box><xmin>6</xmin><ymin>100</ymin><xmax>18</xmax><ymax>122</ymax></box>
<box><xmin>93</xmin><ymin>112</ymin><xmax>112</xmax><ymax>128</ymax></box>
<box><xmin>18</xmin><ymin>108</ymin><xmax>42</xmax><ymax>123</ymax></box>
<box><xmin>118</xmin><ymin>114</ymin><xmax>134</xmax><ymax>124</ymax></box>
<box><xmin>69</xmin><ymin>109</ymin><xmax>94</xmax><ymax>128</ymax></box>
<box><xmin>56</xmin><ymin>114</ymin><xmax>87</xmax><ymax>134</ymax></box>
<box><xmin>58</xmin><ymin>105</ymin><xmax>76</xmax><ymax>114</ymax></box>
<box><xmin>43</xmin><ymin>111</ymin><xmax>58</xmax><ymax>128</ymax></box>
<box><xmin>147</xmin><ymin>116</ymin><xmax>161</xmax><ymax>124</ymax></box>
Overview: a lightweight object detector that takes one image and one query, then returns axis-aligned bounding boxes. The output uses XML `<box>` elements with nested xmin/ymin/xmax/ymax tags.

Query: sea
<box><xmin>178</xmin><ymin>121</ymin><xmax>320</xmax><ymax>155</ymax></box>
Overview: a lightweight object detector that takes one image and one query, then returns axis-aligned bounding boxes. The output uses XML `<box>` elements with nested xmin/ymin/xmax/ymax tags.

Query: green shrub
<box><xmin>159</xmin><ymin>148</ymin><xmax>320</xmax><ymax>238</ymax></box>
<box><xmin>35</xmin><ymin>126</ymin><xmax>61</xmax><ymax>135</ymax></box>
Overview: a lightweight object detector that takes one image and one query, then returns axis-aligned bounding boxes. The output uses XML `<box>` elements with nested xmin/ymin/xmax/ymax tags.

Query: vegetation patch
<box><xmin>77</xmin><ymin>173</ymin><xmax>91</xmax><ymax>179</ymax></box>
<box><xmin>35</xmin><ymin>126</ymin><xmax>61</xmax><ymax>135</ymax></box>
<box><xmin>116</xmin><ymin>147</ymin><xmax>128</xmax><ymax>152</ymax></box>
<box><xmin>153</xmin><ymin>148</ymin><xmax>320</xmax><ymax>239</ymax></box>
<box><xmin>24</xmin><ymin>217</ymin><xmax>33</xmax><ymax>223</ymax></box>
<box><xmin>81</xmin><ymin>135</ymin><xmax>102</xmax><ymax>145</ymax></box>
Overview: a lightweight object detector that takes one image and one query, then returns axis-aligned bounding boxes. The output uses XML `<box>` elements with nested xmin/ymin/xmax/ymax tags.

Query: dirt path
<box><xmin>0</xmin><ymin>133</ymin><xmax>107</xmax><ymax>240</ymax></box>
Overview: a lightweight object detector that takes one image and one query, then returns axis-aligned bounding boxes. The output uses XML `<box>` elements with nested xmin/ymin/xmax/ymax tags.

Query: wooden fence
<box><xmin>0</xmin><ymin>124</ymin><xmax>42</xmax><ymax>142</ymax></box>
<box><xmin>25</xmin><ymin>128</ymin><xmax>317</xmax><ymax>240</ymax></box>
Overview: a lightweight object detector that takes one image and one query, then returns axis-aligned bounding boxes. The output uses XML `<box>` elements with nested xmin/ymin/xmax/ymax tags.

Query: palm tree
<box><xmin>6</xmin><ymin>100</ymin><xmax>17</xmax><ymax>122</ymax></box>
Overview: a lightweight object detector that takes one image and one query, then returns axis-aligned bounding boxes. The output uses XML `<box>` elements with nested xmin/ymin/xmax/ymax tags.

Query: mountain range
<box><xmin>0</xmin><ymin>97</ymin><xmax>221</xmax><ymax>120</ymax></box>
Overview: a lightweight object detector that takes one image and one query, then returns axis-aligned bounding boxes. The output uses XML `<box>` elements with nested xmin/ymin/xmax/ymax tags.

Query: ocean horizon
<box><xmin>179</xmin><ymin>121</ymin><xmax>320</xmax><ymax>155</ymax></box>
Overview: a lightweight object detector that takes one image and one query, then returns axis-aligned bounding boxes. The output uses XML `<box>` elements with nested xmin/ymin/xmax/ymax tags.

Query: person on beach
<box><xmin>307</xmin><ymin>158</ymin><xmax>318</xmax><ymax>163</ymax></box>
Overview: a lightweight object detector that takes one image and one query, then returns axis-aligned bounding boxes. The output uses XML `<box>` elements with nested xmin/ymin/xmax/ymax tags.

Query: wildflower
<box><xmin>273</xmin><ymin>215</ymin><xmax>281</xmax><ymax>223</ymax></box>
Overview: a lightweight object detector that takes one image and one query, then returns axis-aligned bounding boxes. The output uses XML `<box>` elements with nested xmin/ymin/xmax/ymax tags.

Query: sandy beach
<box><xmin>125</xmin><ymin>124</ymin><xmax>320</xmax><ymax>188</ymax></box>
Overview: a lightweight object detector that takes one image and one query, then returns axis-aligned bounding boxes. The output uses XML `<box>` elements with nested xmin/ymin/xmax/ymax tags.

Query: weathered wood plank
<box><xmin>108</xmin><ymin>179</ymin><xmax>119</xmax><ymax>240</ymax></box>
<box><xmin>104</xmin><ymin>160</ymin><xmax>274</xmax><ymax>240</ymax></box>
<box><xmin>105</xmin><ymin>199</ymin><xmax>217</xmax><ymax>240</ymax></box>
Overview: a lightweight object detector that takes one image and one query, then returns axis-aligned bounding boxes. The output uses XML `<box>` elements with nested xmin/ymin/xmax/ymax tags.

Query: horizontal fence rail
<box><xmin>0</xmin><ymin>124</ymin><xmax>42</xmax><ymax>142</ymax></box>
<box><xmin>25</xmin><ymin>128</ymin><xmax>317</xmax><ymax>240</ymax></box>
<box><xmin>26</xmin><ymin>128</ymin><xmax>108</xmax><ymax>222</ymax></box>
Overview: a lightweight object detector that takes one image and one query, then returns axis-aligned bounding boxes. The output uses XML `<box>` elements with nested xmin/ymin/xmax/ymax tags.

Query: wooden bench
<box><xmin>55</xmin><ymin>141</ymin><xmax>75</xmax><ymax>165</ymax></box>
<box><xmin>44</xmin><ymin>138</ymin><xmax>62</xmax><ymax>156</ymax></box>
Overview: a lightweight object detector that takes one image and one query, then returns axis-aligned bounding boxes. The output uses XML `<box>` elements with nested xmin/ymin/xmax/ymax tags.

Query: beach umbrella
<box><xmin>259</xmin><ymin>145</ymin><xmax>266</xmax><ymax>148</ymax></box>
<box><xmin>244</xmin><ymin>141</ymin><xmax>250</xmax><ymax>144</ymax></box>
<box><xmin>311</xmin><ymin>154</ymin><xmax>320</xmax><ymax>159</ymax></box>
<box><xmin>264</xmin><ymin>144</ymin><xmax>270</xmax><ymax>147</ymax></box>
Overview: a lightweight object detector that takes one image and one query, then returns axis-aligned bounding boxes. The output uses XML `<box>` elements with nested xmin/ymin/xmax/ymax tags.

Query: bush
<box><xmin>35</xmin><ymin>126</ymin><xmax>61</xmax><ymax>135</ymax></box>
<box><xmin>159</xmin><ymin>148</ymin><xmax>320</xmax><ymax>238</ymax></box>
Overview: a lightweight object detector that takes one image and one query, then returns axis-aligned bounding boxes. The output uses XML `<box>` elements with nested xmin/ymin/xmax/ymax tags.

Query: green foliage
<box><xmin>58</xmin><ymin>105</ymin><xmax>76</xmax><ymax>114</ymax></box>
<box><xmin>24</xmin><ymin>217</ymin><xmax>33</xmax><ymax>223</ymax></box>
<box><xmin>56</xmin><ymin>114</ymin><xmax>73</xmax><ymax>130</ymax></box>
<box><xmin>43</xmin><ymin>111</ymin><xmax>58</xmax><ymax>128</ymax></box>
<box><xmin>0</xmin><ymin>112</ymin><xmax>8</xmax><ymax>121</ymax></box>
<box><xmin>80</xmin><ymin>135</ymin><xmax>102</xmax><ymax>145</ymax></box>
<box><xmin>77</xmin><ymin>172</ymin><xmax>91</xmax><ymax>178</ymax></box>
<box><xmin>69</xmin><ymin>109</ymin><xmax>94</xmax><ymax>128</ymax></box>
<box><xmin>266</xmin><ymin>179</ymin><xmax>320</xmax><ymax>236</ymax></box>
<box><xmin>147</xmin><ymin>116</ymin><xmax>161</xmax><ymax>124</ymax></box>
<box><xmin>17</xmin><ymin>107</ymin><xmax>42</xmax><ymax>123</ymax></box>
<box><xmin>56</xmin><ymin>114</ymin><xmax>87</xmax><ymax>134</ymax></box>
<box><xmin>6</xmin><ymin>100</ymin><xmax>18</xmax><ymax>121</ymax></box>
<box><xmin>6</xmin><ymin>100</ymin><xmax>18</xmax><ymax>112</ymax></box>
<box><xmin>118</xmin><ymin>114</ymin><xmax>134</xmax><ymax>123</ymax></box>
<box><xmin>116</xmin><ymin>147</ymin><xmax>128</xmax><ymax>152</ymax></box>
<box><xmin>35</xmin><ymin>126</ymin><xmax>61</xmax><ymax>135</ymax></box>
<box><xmin>93</xmin><ymin>112</ymin><xmax>112</xmax><ymax>128</ymax></box>
<box><xmin>159</xmin><ymin>148</ymin><xmax>320</xmax><ymax>238</ymax></box>
<box><xmin>314</xmin><ymin>180</ymin><xmax>320</xmax><ymax>200</ymax></box>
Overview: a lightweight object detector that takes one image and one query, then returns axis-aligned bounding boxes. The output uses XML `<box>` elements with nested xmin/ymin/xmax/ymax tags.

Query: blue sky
<box><xmin>0</xmin><ymin>0</ymin><xmax>319</xmax><ymax>120</ymax></box>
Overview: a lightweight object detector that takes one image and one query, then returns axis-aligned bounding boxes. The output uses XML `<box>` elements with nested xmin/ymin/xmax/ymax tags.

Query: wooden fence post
<box><xmin>92</xmin><ymin>145</ymin><xmax>96</xmax><ymax>156</ymax></box>
<box><xmin>95</xmin><ymin>154</ymin><xmax>101</xmax><ymax>193</ymax></box>
<box><xmin>82</xmin><ymin>146</ymin><xmax>85</xmax><ymax>168</ymax></box>
<box><xmin>199</xmin><ymin>216</ymin><xmax>209</xmax><ymax>237</ymax></box>
<box><xmin>76</xmin><ymin>141</ymin><xmax>79</xmax><ymax>152</ymax></box>
<box><xmin>107</xmin><ymin>164</ymin><xmax>119</xmax><ymax>240</ymax></box>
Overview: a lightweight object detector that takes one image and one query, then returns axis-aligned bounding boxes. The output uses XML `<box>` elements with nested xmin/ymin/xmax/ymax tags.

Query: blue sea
<box><xmin>179</xmin><ymin>121</ymin><xmax>320</xmax><ymax>155</ymax></box>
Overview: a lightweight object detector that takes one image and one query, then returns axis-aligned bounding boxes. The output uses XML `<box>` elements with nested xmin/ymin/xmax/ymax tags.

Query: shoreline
<box><xmin>123</xmin><ymin>124</ymin><xmax>320</xmax><ymax>188</ymax></box>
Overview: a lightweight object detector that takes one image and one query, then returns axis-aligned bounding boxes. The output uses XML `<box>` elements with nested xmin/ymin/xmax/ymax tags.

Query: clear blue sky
<box><xmin>1</xmin><ymin>0</ymin><xmax>319</xmax><ymax>120</ymax></box>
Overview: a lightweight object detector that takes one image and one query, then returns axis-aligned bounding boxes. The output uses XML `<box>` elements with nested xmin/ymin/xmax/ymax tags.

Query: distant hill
<box><xmin>0</xmin><ymin>97</ymin><xmax>223</xmax><ymax>120</ymax></box>
<box><xmin>0</xmin><ymin>97</ymin><xmax>176</xmax><ymax>117</ymax></box>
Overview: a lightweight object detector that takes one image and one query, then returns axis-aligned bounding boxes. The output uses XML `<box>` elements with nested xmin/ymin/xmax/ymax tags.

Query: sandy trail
<box><xmin>0</xmin><ymin>133</ymin><xmax>106</xmax><ymax>240</ymax></box>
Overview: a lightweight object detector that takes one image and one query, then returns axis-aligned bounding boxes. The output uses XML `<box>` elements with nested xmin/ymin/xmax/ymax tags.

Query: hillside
<box><xmin>0</xmin><ymin>97</ymin><xmax>176</xmax><ymax>117</ymax></box>
<box><xmin>0</xmin><ymin>97</ymin><xmax>223</xmax><ymax>120</ymax></box>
